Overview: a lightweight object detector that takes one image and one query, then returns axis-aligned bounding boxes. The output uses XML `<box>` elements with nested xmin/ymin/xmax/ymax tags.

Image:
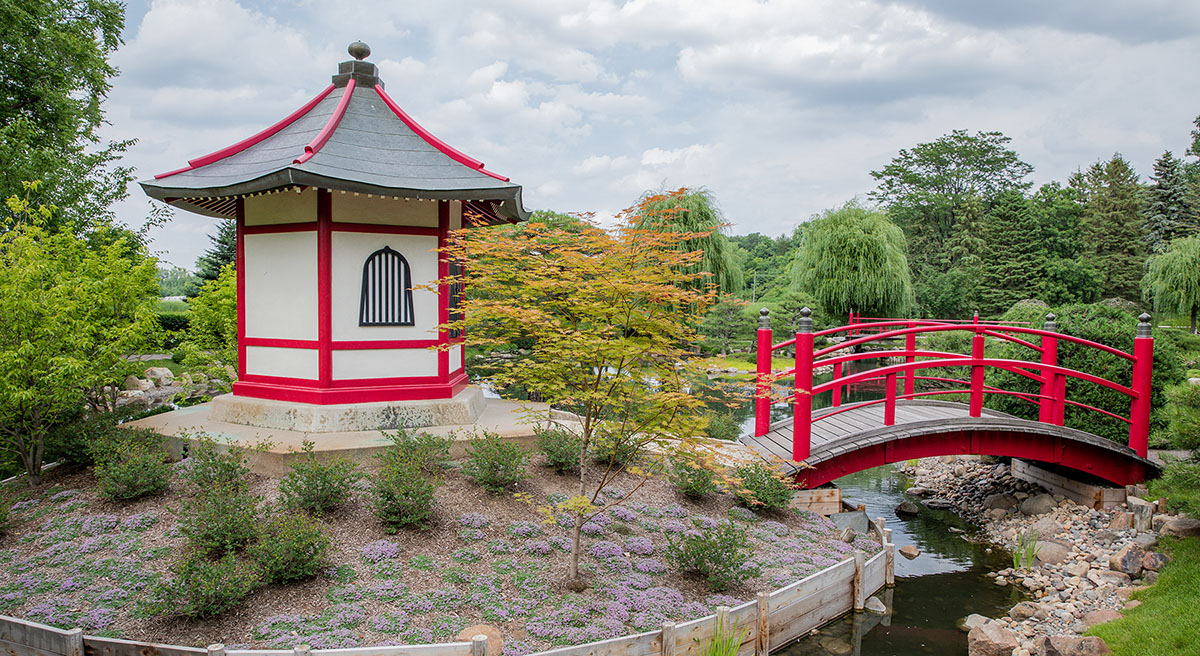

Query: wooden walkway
<box><xmin>741</xmin><ymin>399</ymin><xmax>1158</xmax><ymax>483</ymax></box>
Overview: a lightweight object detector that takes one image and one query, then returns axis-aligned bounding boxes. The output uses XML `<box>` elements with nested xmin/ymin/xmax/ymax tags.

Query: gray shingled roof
<box><xmin>140</xmin><ymin>62</ymin><xmax>527</xmax><ymax>222</ymax></box>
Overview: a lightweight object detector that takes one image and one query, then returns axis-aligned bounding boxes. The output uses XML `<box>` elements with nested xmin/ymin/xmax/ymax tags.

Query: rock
<box><xmin>818</xmin><ymin>636</ymin><xmax>853</xmax><ymax>655</ymax></box>
<box><xmin>838</xmin><ymin>527</ymin><xmax>856</xmax><ymax>543</ymax></box>
<box><xmin>960</xmin><ymin>613</ymin><xmax>990</xmax><ymax>632</ymax></box>
<box><xmin>1109</xmin><ymin>543</ymin><xmax>1144</xmax><ymax>576</ymax></box>
<box><xmin>1093</xmin><ymin>529</ymin><xmax>1118</xmax><ymax>544</ymax></box>
<box><xmin>1131</xmin><ymin>533</ymin><xmax>1157</xmax><ymax>550</ymax></box>
<box><xmin>1080</xmin><ymin>609</ymin><xmax>1122</xmax><ymax>628</ymax></box>
<box><xmin>1034</xmin><ymin>540</ymin><xmax>1072</xmax><ymax>566</ymax></box>
<box><xmin>986</xmin><ymin>508</ymin><xmax>1010</xmax><ymax>521</ymax></box>
<box><xmin>1152</xmin><ymin>514</ymin><xmax>1169</xmax><ymax>532</ymax></box>
<box><xmin>906</xmin><ymin>486</ymin><xmax>930</xmax><ymax>496</ymax></box>
<box><xmin>1089</xmin><ymin>570</ymin><xmax>1131</xmax><ymax>587</ymax></box>
<box><xmin>984</xmin><ymin>493</ymin><xmax>1019</xmax><ymax>510</ymax></box>
<box><xmin>1126</xmin><ymin>496</ymin><xmax>1155</xmax><ymax>532</ymax></box>
<box><xmin>968</xmin><ymin>621</ymin><xmax>1019</xmax><ymax>656</ymax></box>
<box><xmin>123</xmin><ymin>374</ymin><xmax>143</xmax><ymax>391</ymax></box>
<box><xmin>456</xmin><ymin>625</ymin><xmax>503</xmax><ymax>655</ymax></box>
<box><xmin>1009</xmin><ymin>601</ymin><xmax>1040</xmax><ymax>620</ymax></box>
<box><xmin>1064</xmin><ymin>561</ymin><xmax>1090</xmax><ymax>577</ymax></box>
<box><xmin>1161</xmin><ymin>516</ymin><xmax>1200</xmax><ymax>538</ymax></box>
<box><xmin>1124</xmin><ymin>599</ymin><xmax>1141</xmax><ymax>610</ymax></box>
<box><xmin>895</xmin><ymin>500</ymin><xmax>920</xmax><ymax>516</ymax></box>
<box><xmin>1034</xmin><ymin>635</ymin><xmax>1112</xmax><ymax>656</ymax></box>
<box><xmin>1143</xmin><ymin>570</ymin><xmax>1159</xmax><ymax>584</ymax></box>
<box><xmin>1021</xmin><ymin>494</ymin><xmax>1057</xmax><ymax>516</ymax></box>
<box><xmin>864</xmin><ymin>595</ymin><xmax>887</xmax><ymax>614</ymax></box>
<box><xmin>899</xmin><ymin>545</ymin><xmax>920</xmax><ymax>560</ymax></box>
<box><xmin>1031</xmin><ymin>517</ymin><xmax>1061</xmax><ymax>537</ymax></box>
<box><xmin>1141</xmin><ymin>551</ymin><xmax>1170</xmax><ymax>571</ymax></box>
<box><xmin>924</xmin><ymin>498</ymin><xmax>955</xmax><ymax>510</ymax></box>
<box><xmin>1108</xmin><ymin>512</ymin><xmax>1133</xmax><ymax>530</ymax></box>
<box><xmin>144</xmin><ymin>366</ymin><xmax>175</xmax><ymax>387</ymax></box>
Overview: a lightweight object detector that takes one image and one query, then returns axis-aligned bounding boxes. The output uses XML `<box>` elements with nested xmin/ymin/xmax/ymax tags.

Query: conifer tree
<box><xmin>977</xmin><ymin>191</ymin><xmax>1045</xmax><ymax>316</ymax></box>
<box><xmin>1144</xmin><ymin>151</ymin><xmax>1197</xmax><ymax>253</ymax></box>
<box><xmin>1074</xmin><ymin>155</ymin><xmax>1147</xmax><ymax>302</ymax></box>
<box><xmin>194</xmin><ymin>220</ymin><xmax>237</xmax><ymax>284</ymax></box>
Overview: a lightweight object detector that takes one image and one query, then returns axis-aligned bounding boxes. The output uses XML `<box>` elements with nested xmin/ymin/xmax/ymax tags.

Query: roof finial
<box><xmin>348</xmin><ymin>41</ymin><xmax>371</xmax><ymax>61</ymax></box>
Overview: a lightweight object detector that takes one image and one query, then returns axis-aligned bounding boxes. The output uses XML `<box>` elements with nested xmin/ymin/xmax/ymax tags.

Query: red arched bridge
<box><xmin>742</xmin><ymin>310</ymin><xmax>1159</xmax><ymax>488</ymax></box>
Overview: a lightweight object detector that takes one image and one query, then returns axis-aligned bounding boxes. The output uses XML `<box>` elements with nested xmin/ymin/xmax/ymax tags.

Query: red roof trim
<box><xmin>295</xmin><ymin>80</ymin><xmax>355</xmax><ymax>165</ymax></box>
<box><xmin>374</xmin><ymin>84</ymin><xmax>510</xmax><ymax>182</ymax></box>
<box><xmin>154</xmin><ymin>84</ymin><xmax>337</xmax><ymax>180</ymax></box>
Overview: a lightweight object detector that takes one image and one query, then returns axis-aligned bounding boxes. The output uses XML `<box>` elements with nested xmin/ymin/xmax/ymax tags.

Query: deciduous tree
<box><xmin>633</xmin><ymin>187</ymin><xmax>744</xmax><ymax>294</ymax></box>
<box><xmin>1143</xmin><ymin>235</ymin><xmax>1200</xmax><ymax>333</ymax></box>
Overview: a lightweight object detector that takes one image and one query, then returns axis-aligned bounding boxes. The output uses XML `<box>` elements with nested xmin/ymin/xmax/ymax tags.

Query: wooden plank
<box><xmin>534</xmin><ymin>631</ymin><xmax>660</xmax><ymax>656</ymax></box>
<box><xmin>85</xmin><ymin>637</ymin><xmax>206</xmax><ymax>656</ymax></box>
<box><xmin>0</xmin><ymin>637</ymin><xmax>65</xmax><ymax>656</ymax></box>
<box><xmin>659</xmin><ymin>623</ymin><xmax>674</xmax><ymax>656</ymax></box>
<box><xmin>470</xmin><ymin>637</ymin><xmax>486</xmax><ymax>656</ymax></box>
<box><xmin>755</xmin><ymin>594</ymin><xmax>768</xmax><ymax>656</ymax></box>
<box><xmin>0</xmin><ymin>617</ymin><xmax>70</xmax><ymax>654</ymax></box>
<box><xmin>768</xmin><ymin>559</ymin><xmax>854</xmax><ymax>610</ymax></box>
<box><xmin>768</xmin><ymin>581</ymin><xmax>855</xmax><ymax>646</ymax></box>
<box><xmin>228</xmin><ymin>646</ymin><xmax>474</xmax><ymax>656</ymax></box>
<box><xmin>862</xmin><ymin>550</ymin><xmax>887</xmax><ymax>592</ymax></box>
<box><xmin>852</xmin><ymin>551</ymin><xmax>865</xmax><ymax>612</ymax></box>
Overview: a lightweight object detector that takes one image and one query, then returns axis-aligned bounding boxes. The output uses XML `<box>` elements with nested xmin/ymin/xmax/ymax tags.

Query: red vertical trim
<box><xmin>317</xmin><ymin>190</ymin><xmax>333</xmax><ymax>387</ymax></box>
<box><xmin>1129</xmin><ymin>334</ymin><xmax>1154</xmax><ymax>458</ymax></box>
<box><xmin>235</xmin><ymin>201</ymin><xmax>246</xmax><ymax>383</ymax></box>
<box><xmin>1039</xmin><ymin>334</ymin><xmax>1059</xmax><ymax>424</ymax></box>
<box><xmin>754</xmin><ymin>326</ymin><xmax>772</xmax><ymax>437</ymax></box>
<box><xmin>969</xmin><ymin>330</ymin><xmax>985</xmax><ymax>417</ymax></box>
<box><xmin>793</xmin><ymin>331</ymin><xmax>813</xmax><ymax>462</ymax></box>
<box><xmin>884</xmin><ymin>373</ymin><xmax>896</xmax><ymax>426</ymax></box>
<box><xmin>438</xmin><ymin>201</ymin><xmax>450</xmax><ymax>382</ymax></box>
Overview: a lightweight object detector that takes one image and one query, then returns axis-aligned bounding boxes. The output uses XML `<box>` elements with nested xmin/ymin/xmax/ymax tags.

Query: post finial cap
<box><xmin>348</xmin><ymin>41</ymin><xmax>371</xmax><ymax>60</ymax></box>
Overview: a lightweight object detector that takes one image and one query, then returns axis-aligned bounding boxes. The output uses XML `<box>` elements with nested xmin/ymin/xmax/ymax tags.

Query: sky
<box><xmin>100</xmin><ymin>0</ymin><xmax>1200</xmax><ymax>270</ymax></box>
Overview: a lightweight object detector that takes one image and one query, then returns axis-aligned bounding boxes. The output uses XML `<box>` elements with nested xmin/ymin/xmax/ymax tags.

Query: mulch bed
<box><xmin>0</xmin><ymin>454</ymin><xmax>880</xmax><ymax>654</ymax></box>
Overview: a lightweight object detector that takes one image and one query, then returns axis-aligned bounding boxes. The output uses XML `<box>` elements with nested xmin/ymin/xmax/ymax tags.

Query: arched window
<box><xmin>359</xmin><ymin>246</ymin><xmax>415</xmax><ymax>326</ymax></box>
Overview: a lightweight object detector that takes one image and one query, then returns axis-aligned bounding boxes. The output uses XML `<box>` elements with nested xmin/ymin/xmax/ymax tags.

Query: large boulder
<box><xmin>1161</xmin><ymin>517</ymin><xmax>1200</xmax><ymax>538</ymax></box>
<box><xmin>864</xmin><ymin>595</ymin><xmax>887</xmax><ymax>615</ymax></box>
<box><xmin>959</xmin><ymin>614</ymin><xmax>990</xmax><ymax>633</ymax></box>
<box><xmin>1035</xmin><ymin>540</ymin><xmax>1072</xmax><ymax>566</ymax></box>
<box><xmin>1108</xmin><ymin>543</ymin><xmax>1144</xmax><ymax>576</ymax></box>
<box><xmin>1031</xmin><ymin>517</ymin><xmax>1062</xmax><ymax>538</ymax></box>
<box><xmin>1108</xmin><ymin>512</ymin><xmax>1133</xmax><ymax>530</ymax></box>
<box><xmin>967</xmin><ymin>621</ymin><xmax>1019</xmax><ymax>656</ymax></box>
<box><xmin>1008</xmin><ymin>601</ymin><xmax>1040</xmax><ymax>620</ymax></box>
<box><xmin>1035</xmin><ymin>635</ymin><xmax>1112</xmax><ymax>656</ymax></box>
<box><xmin>1141</xmin><ymin>551</ymin><xmax>1170</xmax><ymax>571</ymax></box>
<box><xmin>1081</xmin><ymin>609</ymin><xmax>1122</xmax><ymax>628</ymax></box>
<box><xmin>144</xmin><ymin>366</ymin><xmax>175</xmax><ymax>387</ymax></box>
<box><xmin>895</xmin><ymin>500</ymin><xmax>920</xmax><ymax>517</ymax></box>
<box><xmin>1126</xmin><ymin>496</ymin><xmax>1155</xmax><ymax>532</ymax></box>
<box><xmin>1021</xmin><ymin>494</ymin><xmax>1057</xmax><ymax>516</ymax></box>
<box><xmin>899</xmin><ymin>545</ymin><xmax>920</xmax><ymax>560</ymax></box>
<box><xmin>984</xmin><ymin>493</ymin><xmax>1019</xmax><ymax>510</ymax></box>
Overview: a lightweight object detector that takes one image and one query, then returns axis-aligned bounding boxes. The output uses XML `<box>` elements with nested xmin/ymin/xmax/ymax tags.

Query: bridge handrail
<box><xmin>807</xmin><ymin>323</ymin><xmax>1134</xmax><ymax>362</ymax></box>
<box><xmin>808</xmin><ymin>388</ymin><xmax>1049</xmax><ymax>424</ymax></box>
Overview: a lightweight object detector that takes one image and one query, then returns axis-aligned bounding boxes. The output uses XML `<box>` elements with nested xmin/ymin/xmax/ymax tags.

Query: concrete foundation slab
<box><xmin>209</xmin><ymin>386</ymin><xmax>487</xmax><ymax>432</ymax></box>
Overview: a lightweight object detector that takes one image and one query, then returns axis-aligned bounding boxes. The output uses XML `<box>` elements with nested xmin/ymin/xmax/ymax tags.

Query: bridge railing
<box><xmin>754</xmin><ymin>309</ymin><xmax>1155</xmax><ymax>460</ymax></box>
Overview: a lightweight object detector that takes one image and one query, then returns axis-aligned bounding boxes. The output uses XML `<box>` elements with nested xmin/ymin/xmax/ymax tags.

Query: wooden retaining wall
<box><xmin>0</xmin><ymin>521</ymin><xmax>895</xmax><ymax>656</ymax></box>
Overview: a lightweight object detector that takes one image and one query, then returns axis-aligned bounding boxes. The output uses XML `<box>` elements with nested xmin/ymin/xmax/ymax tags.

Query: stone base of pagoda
<box><xmin>210</xmin><ymin>385</ymin><xmax>485</xmax><ymax>432</ymax></box>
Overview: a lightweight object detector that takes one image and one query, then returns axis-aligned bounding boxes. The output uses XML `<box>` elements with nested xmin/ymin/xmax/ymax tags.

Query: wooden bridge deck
<box><xmin>741</xmin><ymin>399</ymin><xmax>1158</xmax><ymax>484</ymax></box>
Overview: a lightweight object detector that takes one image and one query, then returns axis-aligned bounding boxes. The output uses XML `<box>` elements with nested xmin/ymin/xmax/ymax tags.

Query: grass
<box><xmin>697</xmin><ymin>355</ymin><xmax>794</xmax><ymax>373</ymax></box>
<box><xmin>136</xmin><ymin>358</ymin><xmax>187</xmax><ymax>377</ymax></box>
<box><xmin>156</xmin><ymin>299</ymin><xmax>189</xmax><ymax>313</ymax></box>
<box><xmin>1086</xmin><ymin>537</ymin><xmax>1200</xmax><ymax>655</ymax></box>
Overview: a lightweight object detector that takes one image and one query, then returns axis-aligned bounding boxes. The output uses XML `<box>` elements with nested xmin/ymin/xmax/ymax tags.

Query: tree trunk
<box><xmin>1191</xmin><ymin>305</ymin><xmax>1196</xmax><ymax>335</ymax></box>
<box><xmin>568</xmin><ymin>511</ymin><xmax>584</xmax><ymax>582</ymax></box>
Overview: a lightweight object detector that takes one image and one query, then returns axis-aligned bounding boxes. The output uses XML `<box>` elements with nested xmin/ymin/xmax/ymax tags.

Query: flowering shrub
<box><xmin>370</xmin><ymin>580</ymin><xmax>408</xmax><ymax>601</ymax></box>
<box><xmin>121</xmin><ymin>513</ymin><xmax>159</xmax><ymax>531</ymax></box>
<box><xmin>662</xmin><ymin>520</ymin><xmax>687</xmax><ymax>534</ymax></box>
<box><xmin>400</xmin><ymin>593</ymin><xmax>434</xmax><ymax>614</ymax></box>
<box><xmin>588</xmin><ymin>541</ymin><xmax>624</xmax><ymax>560</ymax></box>
<box><xmin>506</xmin><ymin>520</ymin><xmax>541</xmax><ymax>538</ymax></box>
<box><xmin>728</xmin><ymin>506</ymin><xmax>758</xmax><ymax>522</ymax></box>
<box><xmin>662</xmin><ymin>503</ymin><xmax>688</xmax><ymax>518</ymax></box>
<box><xmin>668</xmin><ymin>456</ymin><xmax>719</xmax><ymax>498</ymax></box>
<box><xmin>581</xmin><ymin>521</ymin><xmax>605</xmax><ymax>536</ymax></box>
<box><xmin>549</xmin><ymin>536</ymin><xmax>573</xmax><ymax>552</ymax></box>
<box><xmin>369</xmin><ymin>612</ymin><xmax>410</xmax><ymax>634</ymax></box>
<box><xmin>452</xmin><ymin>548</ymin><xmax>482</xmax><ymax>563</ymax></box>
<box><xmin>488</xmin><ymin>540</ymin><xmax>513</xmax><ymax>554</ymax></box>
<box><xmin>609</xmin><ymin>506</ymin><xmax>637</xmax><ymax>522</ymax></box>
<box><xmin>761</xmin><ymin>520</ymin><xmax>789</xmax><ymax>537</ymax></box>
<box><xmin>666</xmin><ymin>520</ymin><xmax>761</xmax><ymax>591</ymax></box>
<box><xmin>149</xmin><ymin>551</ymin><xmax>260</xmax><ymax>618</ymax></box>
<box><xmin>459</xmin><ymin>528</ymin><xmax>485</xmax><ymax>542</ymax></box>
<box><xmin>633</xmin><ymin>558</ymin><xmax>666</xmax><ymax>574</ymax></box>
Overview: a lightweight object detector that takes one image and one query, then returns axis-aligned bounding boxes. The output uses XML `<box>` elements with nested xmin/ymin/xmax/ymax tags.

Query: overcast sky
<box><xmin>101</xmin><ymin>0</ymin><xmax>1200</xmax><ymax>270</ymax></box>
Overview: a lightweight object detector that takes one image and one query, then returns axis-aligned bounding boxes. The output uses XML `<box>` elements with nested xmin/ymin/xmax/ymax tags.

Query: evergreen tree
<box><xmin>1144</xmin><ymin>151</ymin><xmax>1197</xmax><ymax>253</ymax></box>
<box><xmin>194</xmin><ymin>220</ymin><xmax>236</xmax><ymax>283</ymax></box>
<box><xmin>634</xmin><ymin>188</ymin><xmax>743</xmax><ymax>294</ymax></box>
<box><xmin>977</xmin><ymin>191</ymin><xmax>1045</xmax><ymax>316</ymax></box>
<box><xmin>1031</xmin><ymin>182</ymin><xmax>1098</xmax><ymax>305</ymax></box>
<box><xmin>917</xmin><ymin>195</ymin><xmax>985</xmax><ymax>318</ymax></box>
<box><xmin>1074</xmin><ymin>155</ymin><xmax>1147</xmax><ymax>302</ymax></box>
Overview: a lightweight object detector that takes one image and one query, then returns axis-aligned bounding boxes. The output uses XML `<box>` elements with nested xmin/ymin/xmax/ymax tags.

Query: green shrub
<box><xmin>151</xmin><ymin>551</ymin><xmax>260</xmax><ymax>618</ymax></box>
<box><xmin>380</xmin><ymin>428</ymin><xmax>451</xmax><ymax>473</ymax></box>
<box><xmin>1149</xmin><ymin>459</ymin><xmax>1200</xmax><ymax>518</ymax></box>
<box><xmin>666</xmin><ymin>519</ymin><xmax>760</xmax><ymax>591</ymax></box>
<box><xmin>171</xmin><ymin>350</ymin><xmax>186</xmax><ymax>364</ymax></box>
<box><xmin>180</xmin><ymin>437</ymin><xmax>251</xmax><ymax>493</ymax></box>
<box><xmin>373</xmin><ymin>450</ymin><xmax>438</xmax><ymax>532</ymax></box>
<box><xmin>179</xmin><ymin>481</ymin><xmax>260</xmax><ymax>556</ymax></box>
<box><xmin>536</xmin><ymin>427</ymin><xmax>582</xmax><ymax>474</ymax></box>
<box><xmin>669</xmin><ymin>456</ymin><xmax>720</xmax><ymax>499</ymax></box>
<box><xmin>45</xmin><ymin>410</ymin><xmax>128</xmax><ymax>466</ymax></box>
<box><xmin>0</xmin><ymin>493</ymin><xmax>13</xmax><ymax>535</ymax></box>
<box><xmin>590</xmin><ymin>428</ymin><xmax>643</xmax><ymax>468</ymax></box>
<box><xmin>705</xmin><ymin>413</ymin><xmax>741</xmax><ymax>442</ymax></box>
<box><xmin>249</xmin><ymin>512</ymin><xmax>330</xmax><ymax>583</ymax></box>
<box><xmin>91</xmin><ymin>428</ymin><xmax>171</xmax><ymax>501</ymax></box>
<box><xmin>1164</xmin><ymin>383</ymin><xmax>1200</xmax><ymax>452</ymax></box>
<box><xmin>279</xmin><ymin>440</ymin><xmax>360</xmax><ymax>515</ymax></box>
<box><xmin>462</xmin><ymin>431</ymin><xmax>530</xmax><ymax>493</ymax></box>
<box><xmin>732</xmin><ymin>463</ymin><xmax>795</xmax><ymax>511</ymax></box>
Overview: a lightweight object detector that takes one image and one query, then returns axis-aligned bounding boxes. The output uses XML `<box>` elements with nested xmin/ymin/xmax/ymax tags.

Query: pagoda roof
<box><xmin>140</xmin><ymin>46</ymin><xmax>527</xmax><ymax>224</ymax></box>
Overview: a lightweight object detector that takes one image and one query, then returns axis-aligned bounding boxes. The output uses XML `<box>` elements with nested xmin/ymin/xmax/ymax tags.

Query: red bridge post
<box><xmin>1038</xmin><ymin>313</ymin><xmax>1061</xmax><ymax>425</ymax></box>
<box><xmin>969</xmin><ymin>311</ymin><xmax>985</xmax><ymax>417</ymax></box>
<box><xmin>1129</xmin><ymin>313</ymin><xmax>1154</xmax><ymax>458</ymax></box>
<box><xmin>754</xmin><ymin>308</ymin><xmax>773</xmax><ymax>438</ymax></box>
<box><xmin>793</xmin><ymin>307</ymin><xmax>814</xmax><ymax>462</ymax></box>
<box><xmin>904</xmin><ymin>320</ymin><xmax>916</xmax><ymax>398</ymax></box>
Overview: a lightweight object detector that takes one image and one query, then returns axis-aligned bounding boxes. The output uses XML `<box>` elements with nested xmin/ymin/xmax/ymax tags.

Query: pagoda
<box><xmin>141</xmin><ymin>42</ymin><xmax>526</xmax><ymax>432</ymax></box>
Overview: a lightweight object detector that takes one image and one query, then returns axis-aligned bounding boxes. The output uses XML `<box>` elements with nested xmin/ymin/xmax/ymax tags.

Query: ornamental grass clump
<box><xmin>249</xmin><ymin>511</ymin><xmax>330</xmax><ymax>584</ymax></box>
<box><xmin>372</xmin><ymin>443</ymin><xmax>439</xmax><ymax>532</ymax></box>
<box><xmin>666</xmin><ymin>519</ymin><xmax>761</xmax><ymax>591</ymax></box>
<box><xmin>279</xmin><ymin>440</ymin><xmax>361</xmax><ymax>515</ymax></box>
<box><xmin>732</xmin><ymin>463</ymin><xmax>795</xmax><ymax>511</ymax></box>
<box><xmin>535</xmin><ymin>426</ymin><xmax>583</xmax><ymax>474</ymax></box>
<box><xmin>462</xmin><ymin>431</ymin><xmax>530</xmax><ymax>493</ymax></box>
<box><xmin>89</xmin><ymin>427</ymin><xmax>171</xmax><ymax>501</ymax></box>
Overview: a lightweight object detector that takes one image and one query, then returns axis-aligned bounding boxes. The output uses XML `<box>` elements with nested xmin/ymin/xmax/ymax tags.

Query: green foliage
<box><xmin>978</xmin><ymin>191</ymin><xmax>1046</xmax><ymax>316</ymax></box>
<box><xmin>792</xmin><ymin>203</ymin><xmax>913</xmax><ymax>318</ymax></box>
<box><xmin>590</xmin><ymin>428</ymin><xmax>644</xmax><ymax>468</ymax></box>
<box><xmin>1148</xmin><ymin>460</ymin><xmax>1200</xmax><ymax>518</ymax></box>
<box><xmin>151</xmin><ymin>551</ymin><xmax>260</xmax><ymax>619</ymax></box>
<box><xmin>1013</xmin><ymin>529</ymin><xmax>1041</xmax><ymax>570</ymax></box>
<box><xmin>669</xmin><ymin>456</ymin><xmax>720</xmax><ymax>499</ymax></box>
<box><xmin>1074</xmin><ymin>155</ymin><xmax>1147</xmax><ymax>302</ymax></box>
<box><xmin>703</xmin><ymin>615</ymin><xmax>746</xmax><ymax>656</ymax></box>
<box><xmin>178</xmin><ymin>264</ymin><xmax>237</xmax><ymax>391</ymax></box>
<box><xmin>0</xmin><ymin>218</ymin><xmax>159</xmax><ymax>484</ymax></box>
<box><xmin>1144</xmin><ymin>236</ymin><xmax>1200</xmax><ymax>333</ymax></box>
<box><xmin>373</xmin><ymin>445</ymin><xmax>439</xmax><ymax>532</ymax></box>
<box><xmin>700</xmin><ymin>297</ymin><xmax>753</xmax><ymax>356</ymax></box>
<box><xmin>249</xmin><ymin>512</ymin><xmax>330</xmax><ymax>584</ymax></box>
<box><xmin>156</xmin><ymin>267</ymin><xmax>199</xmax><ymax>297</ymax></box>
<box><xmin>178</xmin><ymin>439</ymin><xmax>258</xmax><ymax>555</ymax></box>
<box><xmin>90</xmin><ymin>428</ymin><xmax>171</xmax><ymax>501</ymax></box>
<box><xmin>194</xmin><ymin>221</ymin><xmax>236</xmax><ymax>284</ymax></box>
<box><xmin>180</xmin><ymin>438</ymin><xmax>251</xmax><ymax>491</ymax></box>
<box><xmin>731</xmin><ymin>463</ymin><xmax>795</xmax><ymax>511</ymax></box>
<box><xmin>666</xmin><ymin>519</ymin><xmax>761</xmax><ymax>591</ymax></box>
<box><xmin>1145</xmin><ymin>151</ymin><xmax>1199</xmax><ymax>254</ymax></box>
<box><xmin>1164</xmin><ymin>384</ymin><xmax>1200</xmax><ymax>452</ymax></box>
<box><xmin>535</xmin><ymin>427</ymin><xmax>583</xmax><ymax>474</ymax></box>
<box><xmin>462</xmin><ymin>431</ymin><xmax>530</xmax><ymax>493</ymax></box>
<box><xmin>634</xmin><ymin>187</ymin><xmax>743</xmax><ymax>293</ymax></box>
<box><xmin>379</xmin><ymin>428</ymin><xmax>451</xmax><ymax>473</ymax></box>
<box><xmin>705</xmin><ymin>412</ymin><xmax>741</xmax><ymax>442</ymax></box>
<box><xmin>279</xmin><ymin>440</ymin><xmax>361</xmax><ymax>515</ymax></box>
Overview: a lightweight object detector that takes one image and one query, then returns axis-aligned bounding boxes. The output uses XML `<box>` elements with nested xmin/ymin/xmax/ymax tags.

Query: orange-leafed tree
<box><xmin>437</xmin><ymin>191</ymin><xmax>726</xmax><ymax>587</ymax></box>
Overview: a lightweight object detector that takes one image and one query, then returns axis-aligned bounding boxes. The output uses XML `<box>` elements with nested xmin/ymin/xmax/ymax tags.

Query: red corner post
<box><xmin>754</xmin><ymin>308</ymin><xmax>773</xmax><ymax>438</ymax></box>
<box><xmin>793</xmin><ymin>308</ymin><xmax>814</xmax><ymax>462</ymax></box>
<box><xmin>1038</xmin><ymin>313</ymin><xmax>1060</xmax><ymax>424</ymax></box>
<box><xmin>903</xmin><ymin>320</ymin><xmax>916</xmax><ymax>398</ymax></box>
<box><xmin>1129</xmin><ymin>313</ymin><xmax>1155</xmax><ymax>458</ymax></box>
<box><xmin>969</xmin><ymin>311</ymin><xmax>985</xmax><ymax>417</ymax></box>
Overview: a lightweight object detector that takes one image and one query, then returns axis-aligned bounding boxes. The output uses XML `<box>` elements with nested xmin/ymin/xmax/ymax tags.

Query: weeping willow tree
<box><xmin>633</xmin><ymin>188</ymin><xmax>743</xmax><ymax>293</ymax></box>
<box><xmin>1143</xmin><ymin>235</ymin><xmax>1200</xmax><ymax>333</ymax></box>
<box><xmin>792</xmin><ymin>203</ymin><xmax>914</xmax><ymax>318</ymax></box>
